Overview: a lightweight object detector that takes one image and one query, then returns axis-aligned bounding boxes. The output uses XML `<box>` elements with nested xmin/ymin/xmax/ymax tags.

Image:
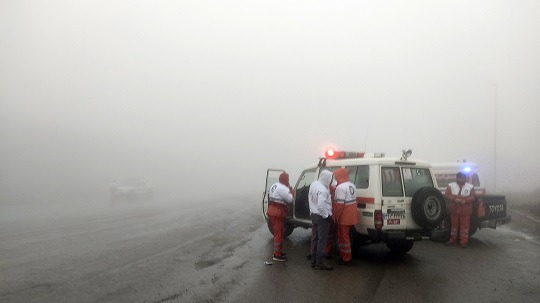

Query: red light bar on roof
<box><xmin>325</xmin><ymin>149</ymin><xmax>365</xmax><ymax>159</ymax></box>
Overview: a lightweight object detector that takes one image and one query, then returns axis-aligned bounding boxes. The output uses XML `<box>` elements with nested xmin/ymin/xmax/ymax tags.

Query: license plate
<box><xmin>387</xmin><ymin>219</ymin><xmax>400</xmax><ymax>225</ymax></box>
<box><xmin>488</xmin><ymin>204</ymin><xmax>504</xmax><ymax>213</ymax></box>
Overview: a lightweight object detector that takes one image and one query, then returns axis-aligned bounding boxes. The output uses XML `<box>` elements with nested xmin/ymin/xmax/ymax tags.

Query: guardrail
<box><xmin>508</xmin><ymin>209</ymin><xmax>540</xmax><ymax>236</ymax></box>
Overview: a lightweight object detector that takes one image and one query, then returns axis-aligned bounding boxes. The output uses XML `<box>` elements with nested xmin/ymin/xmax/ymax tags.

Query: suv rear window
<box><xmin>402</xmin><ymin>168</ymin><xmax>433</xmax><ymax>196</ymax></box>
<box><xmin>382</xmin><ymin>167</ymin><xmax>403</xmax><ymax>196</ymax></box>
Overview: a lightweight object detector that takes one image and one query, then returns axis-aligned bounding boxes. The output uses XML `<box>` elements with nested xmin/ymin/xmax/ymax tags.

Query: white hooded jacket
<box><xmin>308</xmin><ymin>169</ymin><xmax>333</xmax><ymax>218</ymax></box>
<box><xmin>268</xmin><ymin>182</ymin><xmax>293</xmax><ymax>205</ymax></box>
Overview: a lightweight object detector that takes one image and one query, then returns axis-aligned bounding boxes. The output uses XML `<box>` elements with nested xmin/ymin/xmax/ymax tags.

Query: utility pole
<box><xmin>493</xmin><ymin>83</ymin><xmax>498</xmax><ymax>193</ymax></box>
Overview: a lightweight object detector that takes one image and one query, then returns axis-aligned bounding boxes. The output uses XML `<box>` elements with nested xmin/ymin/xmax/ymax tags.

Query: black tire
<box><xmin>430</xmin><ymin>217</ymin><xmax>450</xmax><ymax>242</ymax></box>
<box><xmin>386</xmin><ymin>240</ymin><xmax>414</xmax><ymax>254</ymax></box>
<box><xmin>411</xmin><ymin>187</ymin><xmax>446</xmax><ymax>230</ymax></box>
<box><xmin>266</xmin><ymin>220</ymin><xmax>295</xmax><ymax>238</ymax></box>
<box><xmin>349</xmin><ymin>226</ymin><xmax>360</xmax><ymax>258</ymax></box>
<box><xmin>469</xmin><ymin>218</ymin><xmax>479</xmax><ymax>236</ymax></box>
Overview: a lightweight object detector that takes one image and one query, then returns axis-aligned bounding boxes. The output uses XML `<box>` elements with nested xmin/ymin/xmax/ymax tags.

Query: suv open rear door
<box><xmin>262</xmin><ymin>169</ymin><xmax>285</xmax><ymax>221</ymax></box>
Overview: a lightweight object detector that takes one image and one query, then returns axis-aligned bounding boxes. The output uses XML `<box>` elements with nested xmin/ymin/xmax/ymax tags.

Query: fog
<box><xmin>1</xmin><ymin>0</ymin><xmax>539</xmax><ymax>210</ymax></box>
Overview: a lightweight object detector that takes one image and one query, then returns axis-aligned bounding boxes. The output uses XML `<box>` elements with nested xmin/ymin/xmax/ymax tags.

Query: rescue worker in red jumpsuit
<box><xmin>333</xmin><ymin>168</ymin><xmax>358</xmax><ymax>265</ymax></box>
<box><xmin>445</xmin><ymin>172</ymin><xmax>476</xmax><ymax>248</ymax></box>
<box><xmin>267</xmin><ymin>172</ymin><xmax>294</xmax><ymax>261</ymax></box>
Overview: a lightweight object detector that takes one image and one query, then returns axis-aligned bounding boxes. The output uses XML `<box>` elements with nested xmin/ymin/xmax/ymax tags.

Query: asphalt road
<box><xmin>1</xmin><ymin>196</ymin><xmax>538</xmax><ymax>303</ymax></box>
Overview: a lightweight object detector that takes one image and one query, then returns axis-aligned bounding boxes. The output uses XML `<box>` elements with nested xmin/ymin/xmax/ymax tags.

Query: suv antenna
<box><xmin>364</xmin><ymin>122</ymin><xmax>370</xmax><ymax>151</ymax></box>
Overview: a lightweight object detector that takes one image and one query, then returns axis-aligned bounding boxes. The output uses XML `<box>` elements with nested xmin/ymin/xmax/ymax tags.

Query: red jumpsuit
<box><xmin>445</xmin><ymin>182</ymin><xmax>476</xmax><ymax>246</ymax></box>
<box><xmin>333</xmin><ymin>168</ymin><xmax>358</xmax><ymax>262</ymax></box>
<box><xmin>266</xmin><ymin>173</ymin><xmax>293</xmax><ymax>258</ymax></box>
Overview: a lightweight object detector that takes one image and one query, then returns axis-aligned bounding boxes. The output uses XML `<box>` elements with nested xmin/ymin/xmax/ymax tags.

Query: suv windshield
<box><xmin>402</xmin><ymin>168</ymin><xmax>433</xmax><ymax>196</ymax></box>
<box><xmin>434</xmin><ymin>173</ymin><xmax>480</xmax><ymax>188</ymax></box>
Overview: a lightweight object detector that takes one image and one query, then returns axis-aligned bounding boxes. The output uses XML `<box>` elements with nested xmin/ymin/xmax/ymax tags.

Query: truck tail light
<box><xmin>477</xmin><ymin>201</ymin><xmax>485</xmax><ymax>218</ymax></box>
<box><xmin>374</xmin><ymin>210</ymin><xmax>383</xmax><ymax>230</ymax></box>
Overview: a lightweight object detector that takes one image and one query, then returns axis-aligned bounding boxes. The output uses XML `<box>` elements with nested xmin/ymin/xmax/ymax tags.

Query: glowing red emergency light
<box><xmin>325</xmin><ymin>149</ymin><xmax>365</xmax><ymax>159</ymax></box>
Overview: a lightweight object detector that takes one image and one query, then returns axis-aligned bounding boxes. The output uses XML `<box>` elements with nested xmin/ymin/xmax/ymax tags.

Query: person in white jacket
<box><xmin>308</xmin><ymin>169</ymin><xmax>333</xmax><ymax>270</ymax></box>
<box><xmin>267</xmin><ymin>172</ymin><xmax>294</xmax><ymax>262</ymax></box>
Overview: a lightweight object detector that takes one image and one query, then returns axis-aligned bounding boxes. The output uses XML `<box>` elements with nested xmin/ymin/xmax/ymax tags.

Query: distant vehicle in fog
<box><xmin>110</xmin><ymin>180</ymin><xmax>154</xmax><ymax>203</ymax></box>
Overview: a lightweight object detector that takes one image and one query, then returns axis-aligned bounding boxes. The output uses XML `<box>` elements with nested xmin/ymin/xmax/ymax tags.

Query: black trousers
<box><xmin>310</xmin><ymin>214</ymin><xmax>329</xmax><ymax>264</ymax></box>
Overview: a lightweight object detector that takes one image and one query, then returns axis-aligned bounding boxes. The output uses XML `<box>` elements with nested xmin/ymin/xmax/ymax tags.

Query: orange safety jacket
<box><xmin>333</xmin><ymin>168</ymin><xmax>358</xmax><ymax>225</ymax></box>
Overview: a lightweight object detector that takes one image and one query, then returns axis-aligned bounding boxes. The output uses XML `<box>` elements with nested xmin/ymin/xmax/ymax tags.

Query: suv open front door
<box><xmin>262</xmin><ymin>169</ymin><xmax>285</xmax><ymax>221</ymax></box>
<box><xmin>293</xmin><ymin>168</ymin><xmax>317</xmax><ymax>224</ymax></box>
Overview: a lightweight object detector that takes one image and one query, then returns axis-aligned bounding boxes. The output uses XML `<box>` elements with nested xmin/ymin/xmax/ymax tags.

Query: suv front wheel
<box><xmin>266</xmin><ymin>220</ymin><xmax>295</xmax><ymax>238</ymax></box>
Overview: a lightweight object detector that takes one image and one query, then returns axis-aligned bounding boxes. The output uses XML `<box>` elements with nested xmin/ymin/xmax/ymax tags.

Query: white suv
<box><xmin>262</xmin><ymin>150</ymin><xmax>446</xmax><ymax>254</ymax></box>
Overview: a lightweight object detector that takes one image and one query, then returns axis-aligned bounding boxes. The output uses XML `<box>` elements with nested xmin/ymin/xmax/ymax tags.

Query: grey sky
<box><xmin>1</xmin><ymin>0</ymin><xmax>539</xmax><ymax>205</ymax></box>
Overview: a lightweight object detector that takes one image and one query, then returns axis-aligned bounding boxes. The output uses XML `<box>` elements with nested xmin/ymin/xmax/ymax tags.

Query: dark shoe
<box><xmin>314</xmin><ymin>262</ymin><xmax>333</xmax><ymax>270</ymax></box>
<box><xmin>461</xmin><ymin>244</ymin><xmax>467</xmax><ymax>248</ymax></box>
<box><xmin>281</xmin><ymin>252</ymin><xmax>287</xmax><ymax>256</ymax></box>
<box><xmin>272</xmin><ymin>255</ymin><xmax>288</xmax><ymax>262</ymax></box>
<box><xmin>311</xmin><ymin>263</ymin><xmax>315</xmax><ymax>268</ymax></box>
<box><xmin>306</xmin><ymin>254</ymin><xmax>312</xmax><ymax>260</ymax></box>
<box><xmin>339</xmin><ymin>259</ymin><xmax>353</xmax><ymax>266</ymax></box>
<box><xmin>445</xmin><ymin>241</ymin><xmax>456</xmax><ymax>246</ymax></box>
<box><xmin>325</xmin><ymin>254</ymin><xmax>332</xmax><ymax>260</ymax></box>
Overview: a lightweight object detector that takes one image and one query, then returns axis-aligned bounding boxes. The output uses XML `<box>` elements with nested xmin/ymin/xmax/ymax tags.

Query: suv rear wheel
<box><xmin>349</xmin><ymin>226</ymin><xmax>367</xmax><ymax>258</ymax></box>
<box><xmin>411</xmin><ymin>187</ymin><xmax>446</xmax><ymax>229</ymax></box>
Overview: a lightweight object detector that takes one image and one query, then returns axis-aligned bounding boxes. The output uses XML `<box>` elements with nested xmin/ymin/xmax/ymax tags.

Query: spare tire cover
<box><xmin>411</xmin><ymin>187</ymin><xmax>446</xmax><ymax>229</ymax></box>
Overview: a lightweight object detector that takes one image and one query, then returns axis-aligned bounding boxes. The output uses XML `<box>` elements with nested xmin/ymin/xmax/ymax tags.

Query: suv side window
<box><xmin>402</xmin><ymin>168</ymin><xmax>434</xmax><ymax>196</ymax></box>
<box><xmin>296</xmin><ymin>169</ymin><xmax>317</xmax><ymax>190</ymax></box>
<box><xmin>345</xmin><ymin>165</ymin><xmax>369</xmax><ymax>189</ymax></box>
<box><xmin>352</xmin><ymin>165</ymin><xmax>369</xmax><ymax>189</ymax></box>
<box><xmin>345</xmin><ymin>166</ymin><xmax>357</xmax><ymax>185</ymax></box>
<box><xmin>382</xmin><ymin>167</ymin><xmax>403</xmax><ymax>196</ymax></box>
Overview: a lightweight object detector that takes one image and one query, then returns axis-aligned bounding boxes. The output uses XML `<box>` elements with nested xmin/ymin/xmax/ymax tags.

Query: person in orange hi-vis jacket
<box><xmin>267</xmin><ymin>172</ymin><xmax>294</xmax><ymax>261</ymax></box>
<box><xmin>445</xmin><ymin>172</ymin><xmax>476</xmax><ymax>248</ymax></box>
<box><xmin>333</xmin><ymin>168</ymin><xmax>358</xmax><ymax>265</ymax></box>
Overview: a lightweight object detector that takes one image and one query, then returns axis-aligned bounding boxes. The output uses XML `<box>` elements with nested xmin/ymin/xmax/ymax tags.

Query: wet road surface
<box><xmin>1</xmin><ymin>196</ymin><xmax>538</xmax><ymax>303</ymax></box>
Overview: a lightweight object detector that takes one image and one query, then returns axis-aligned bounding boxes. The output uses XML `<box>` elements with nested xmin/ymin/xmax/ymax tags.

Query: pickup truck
<box><xmin>430</xmin><ymin>162</ymin><xmax>512</xmax><ymax>241</ymax></box>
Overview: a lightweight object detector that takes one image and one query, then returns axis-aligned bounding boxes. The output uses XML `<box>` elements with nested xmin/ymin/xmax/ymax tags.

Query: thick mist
<box><xmin>1</xmin><ymin>1</ymin><xmax>539</xmax><ymax>213</ymax></box>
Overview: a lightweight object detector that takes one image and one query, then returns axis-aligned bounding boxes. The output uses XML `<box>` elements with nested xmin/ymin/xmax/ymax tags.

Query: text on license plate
<box><xmin>387</xmin><ymin>219</ymin><xmax>400</xmax><ymax>225</ymax></box>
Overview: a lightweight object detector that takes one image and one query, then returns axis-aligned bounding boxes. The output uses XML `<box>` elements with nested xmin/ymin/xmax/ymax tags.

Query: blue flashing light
<box><xmin>463</xmin><ymin>166</ymin><xmax>471</xmax><ymax>172</ymax></box>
